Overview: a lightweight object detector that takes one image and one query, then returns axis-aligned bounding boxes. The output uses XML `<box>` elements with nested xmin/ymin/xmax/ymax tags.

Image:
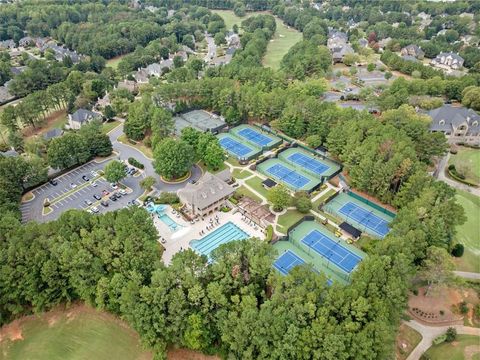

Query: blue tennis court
<box><xmin>287</xmin><ymin>152</ymin><xmax>329</xmax><ymax>175</ymax></box>
<box><xmin>237</xmin><ymin>128</ymin><xmax>273</xmax><ymax>147</ymax></box>
<box><xmin>266</xmin><ymin>163</ymin><xmax>310</xmax><ymax>189</ymax></box>
<box><xmin>219</xmin><ymin>136</ymin><xmax>254</xmax><ymax>157</ymax></box>
<box><xmin>339</xmin><ymin>202</ymin><xmax>390</xmax><ymax>237</ymax></box>
<box><xmin>301</xmin><ymin>229</ymin><xmax>362</xmax><ymax>273</ymax></box>
<box><xmin>273</xmin><ymin>250</ymin><xmax>306</xmax><ymax>275</ymax></box>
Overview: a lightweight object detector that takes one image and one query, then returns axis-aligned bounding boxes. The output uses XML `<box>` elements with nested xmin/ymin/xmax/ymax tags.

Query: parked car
<box><xmin>84</xmin><ymin>199</ymin><xmax>92</xmax><ymax>206</ymax></box>
<box><xmin>109</xmin><ymin>194</ymin><xmax>117</xmax><ymax>201</ymax></box>
<box><xmin>110</xmin><ymin>183</ymin><xmax>118</xmax><ymax>190</ymax></box>
<box><xmin>102</xmin><ymin>190</ymin><xmax>109</xmax><ymax>196</ymax></box>
<box><xmin>119</xmin><ymin>188</ymin><xmax>127</xmax><ymax>195</ymax></box>
<box><xmin>70</xmin><ymin>183</ymin><xmax>77</xmax><ymax>189</ymax></box>
<box><xmin>82</xmin><ymin>175</ymin><xmax>90</xmax><ymax>181</ymax></box>
<box><xmin>100</xmin><ymin>200</ymin><xmax>109</xmax><ymax>207</ymax></box>
<box><xmin>91</xmin><ymin>181</ymin><xmax>98</xmax><ymax>187</ymax></box>
<box><xmin>49</xmin><ymin>179</ymin><xmax>58</xmax><ymax>186</ymax></box>
<box><xmin>90</xmin><ymin>170</ymin><xmax>98</xmax><ymax>177</ymax></box>
<box><xmin>91</xmin><ymin>206</ymin><xmax>99</xmax><ymax>213</ymax></box>
<box><xmin>93</xmin><ymin>194</ymin><xmax>102</xmax><ymax>200</ymax></box>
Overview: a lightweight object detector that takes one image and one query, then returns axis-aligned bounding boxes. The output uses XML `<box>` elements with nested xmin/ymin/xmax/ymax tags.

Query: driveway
<box><xmin>405</xmin><ymin>319</ymin><xmax>480</xmax><ymax>360</ymax></box>
<box><xmin>435</xmin><ymin>152</ymin><xmax>480</xmax><ymax>197</ymax></box>
<box><xmin>108</xmin><ymin>122</ymin><xmax>202</xmax><ymax>192</ymax></box>
<box><xmin>204</xmin><ymin>33</ymin><xmax>217</xmax><ymax>62</ymax></box>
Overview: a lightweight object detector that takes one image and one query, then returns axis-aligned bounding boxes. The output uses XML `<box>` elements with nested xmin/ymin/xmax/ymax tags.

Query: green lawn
<box><xmin>118</xmin><ymin>134</ymin><xmax>153</xmax><ymax>159</ymax></box>
<box><xmin>245</xmin><ymin>176</ymin><xmax>270</xmax><ymax>199</ymax></box>
<box><xmin>0</xmin><ymin>306</ymin><xmax>151</xmax><ymax>360</ymax></box>
<box><xmin>197</xmin><ymin>160</ymin><xmax>227</xmax><ymax>174</ymax></box>
<box><xmin>277</xmin><ymin>209</ymin><xmax>305</xmax><ymax>233</ymax></box>
<box><xmin>212</xmin><ymin>10</ymin><xmax>301</xmax><ymax>70</ymax></box>
<box><xmin>312</xmin><ymin>188</ymin><xmax>337</xmax><ymax>209</ymax></box>
<box><xmin>396</xmin><ymin>324</ymin><xmax>422</xmax><ymax>360</ymax></box>
<box><xmin>454</xmin><ymin>189</ymin><xmax>480</xmax><ymax>273</ymax></box>
<box><xmin>449</xmin><ymin>147</ymin><xmax>480</xmax><ymax>185</ymax></box>
<box><xmin>263</xmin><ymin>17</ymin><xmax>302</xmax><ymax>69</ymax></box>
<box><xmin>102</xmin><ymin>120</ymin><xmax>121</xmax><ymax>134</ymax></box>
<box><xmin>424</xmin><ymin>335</ymin><xmax>480</xmax><ymax>360</ymax></box>
<box><xmin>232</xmin><ymin>168</ymin><xmax>253</xmax><ymax>179</ymax></box>
<box><xmin>235</xmin><ymin>185</ymin><xmax>263</xmax><ymax>203</ymax></box>
<box><xmin>106</xmin><ymin>54</ymin><xmax>128</xmax><ymax>69</ymax></box>
<box><xmin>212</xmin><ymin>10</ymin><xmax>254</xmax><ymax>31</ymax></box>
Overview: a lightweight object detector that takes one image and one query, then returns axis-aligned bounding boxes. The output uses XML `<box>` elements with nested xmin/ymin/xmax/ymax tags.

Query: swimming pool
<box><xmin>146</xmin><ymin>202</ymin><xmax>183</xmax><ymax>232</ymax></box>
<box><xmin>190</xmin><ymin>222</ymin><xmax>250</xmax><ymax>257</ymax></box>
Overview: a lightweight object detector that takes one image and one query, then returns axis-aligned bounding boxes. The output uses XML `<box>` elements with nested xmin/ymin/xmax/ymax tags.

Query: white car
<box><xmin>119</xmin><ymin>188</ymin><xmax>127</xmax><ymax>195</ymax></box>
<box><xmin>70</xmin><ymin>183</ymin><xmax>77</xmax><ymax>189</ymax></box>
<box><xmin>110</xmin><ymin>183</ymin><xmax>118</xmax><ymax>190</ymax></box>
<box><xmin>91</xmin><ymin>206</ymin><xmax>99</xmax><ymax>213</ymax></box>
<box><xmin>91</xmin><ymin>181</ymin><xmax>98</xmax><ymax>187</ymax></box>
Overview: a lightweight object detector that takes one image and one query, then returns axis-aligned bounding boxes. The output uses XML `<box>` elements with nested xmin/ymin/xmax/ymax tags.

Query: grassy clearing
<box><xmin>453</xmin><ymin>189</ymin><xmax>480</xmax><ymax>273</ymax></box>
<box><xmin>212</xmin><ymin>10</ymin><xmax>254</xmax><ymax>30</ymax></box>
<box><xmin>106</xmin><ymin>54</ymin><xmax>128</xmax><ymax>69</ymax></box>
<box><xmin>263</xmin><ymin>17</ymin><xmax>302</xmax><ymax>70</ymax></box>
<box><xmin>0</xmin><ymin>305</ymin><xmax>151</xmax><ymax>360</ymax></box>
<box><xmin>197</xmin><ymin>160</ymin><xmax>227</xmax><ymax>174</ymax></box>
<box><xmin>232</xmin><ymin>168</ymin><xmax>253</xmax><ymax>179</ymax></box>
<box><xmin>312</xmin><ymin>188</ymin><xmax>337</xmax><ymax>209</ymax></box>
<box><xmin>235</xmin><ymin>185</ymin><xmax>262</xmax><ymax>203</ymax></box>
<box><xmin>245</xmin><ymin>176</ymin><xmax>269</xmax><ymax>199</ymax></box>
<box><xmin>118</xmin><ymin>134</ymin><xmax>153</xmax><ymax>159</ymax></box>
<box><xmin>424</xmin><ymin>335</ymin><xmax>480</xmax><ymax>360</ymax></box>
<box><xmin>449</xmin><ymin>147</ymin><xmax>480</xmax><ymax>185</ymax></box>
<box><xmin>277</xmin><ymin>209</ymin><xmax>305</xmax><ymax>232</ymax></box>
<box><xmin>395</xmin><ymin>323</ymin><xmax>422</xmax><ymax>360</ymax></box>
<box><xmin>102</xmin><ymin>120</ymin><xmax>121</xmax><ymax>134</ymax></box>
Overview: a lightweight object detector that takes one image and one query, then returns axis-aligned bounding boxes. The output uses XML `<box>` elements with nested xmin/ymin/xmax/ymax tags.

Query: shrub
<box><xmin>459</xmin><ymin>301</ymin><xmax>469</xmax><ymax>314</ymax></box>
<box><xmin>440</xmin><ymin>310</ymin><xmax>444</xmax><ymax>315</ymax></box>
<box><xmin>474</xmin><ymin>304</ymin><xmax>480</xmax><ymax>318</ymax></box>
<box><xmin>448</xmin><ymin>164</ymin><xmax>455</xmax><ymax>171</ymax></box>
<box><xmin>155</xmin><ymin>192</ymin><xmax>179</xmax><ymax>204</ymax></box>
<box><xmin>265</xmin><ymin>225</ymin><xmax>273</xmax><ymax>242</ymax></box>
<box><xmin>420</xmin><ymin>354</ymin><xmax>431</xmax><ymax>360</ymax></box>
<box><xmin>220</xmin><ymin>206</ymin><xmax>231</xmax><ymax>212</ymax></box>
<box><xmin>229</xmin><ymin>196</ymin><xmax>238</xmax><ymax>205</ymax></box>
<box><xmin>445</xmin><ymin>327</ymin><xmax>457</xmax><ymax>342</ymax></box>
<box><xmin>413</xmin><ymin>289</ymin><xmax>419</xmax><ymax>296</ymax></box>
<box><xmin>128</xmin><ymin>157</ymin><xmax>144</xmax><ymax>169</ymax></box>
<box><xmin>451</xmin><ymin>243</ymin><xmax>464</xmax><ymax>257</ymax></box>
<box><xmin>433</xmin><ymin>334</ymin><xmax>447</xmax><ymax>345</ymax></box>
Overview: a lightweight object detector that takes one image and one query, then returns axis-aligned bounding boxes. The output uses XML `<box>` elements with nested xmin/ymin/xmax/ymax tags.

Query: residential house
<box><xmin>177</xmin><ymin>171</ymin><xmax>235</xmax><ymax>217</ymax></box>
<box><xmin>402</xmin><ymin>55</ymin><xmax>419</xmax><ymax>62</ymax></box>
<box><xmin>67</xmin><ymin>109</ymin><xmax>102</xmax><ymax>130</ymax></box>
<box><xmin>0</xmin><ymin>39</ymin><xmax>15</xmax><ymax>50</ymax></box>
<box><xmin>0</xmin><ymin>85</ymin><xmax>14</xmax><ymax>105</ymax></box>
<box><xmin>19</xmin><ymin>36</ymin><xmax>34</xmax><ymax>48</ymax></box>
<box><xmin>377</xmin><ymin>37</ymin><xmax>392</xmax><ymax>52</ymax></box>
<box><xmin>145</xmin><ymin>63</ymin><xmax>163</xmax><ymax>77</ymax></box>
<box><xmin>0</xmin><ymin>149</ymin><xmax>19</xmax><ymax>157</ymax></box>
<box><xmin>327</xmin><ymin>30</ymin><xmax>353</xmax><ymax>63</ymax></box>
<box><xmin>174</xmin><ymin>50</ymin><xmax>188</xmax><ymax>62</ymax></box>
<box><xmin>43</xmin><ymin>128</ymin><xmax>64</xmax><ymax>141</ymax></box>
<box><xmin>116</xmin><ymin>79</ymin><xmax>137</xmax><ymax>93</ymax></box>
<box><xmin>358</xmin><ymin>38</ymin><xmax>368</xmax><ymax>48</ymax></box>
<box><xmin>133</xmin><ymin>68</ymin><xmax>149</xmax><ymax>83</ymax></box>
<box><xmin>226</xmin><ymin>31</ymin><xmax>240</xmax><ymax>48</ymax></box>
<box><xmin>426</xmin><ymin>105</ymin><xmax>480</xmax><ymax>145</ymax></box>
<box><xmin>10</xmin><ymin>66</ymin><xmax>26</xmax><ymax>76</ymax></box>
<box><xmin>430</xmin><ymin>52</ymin><xmax>464</xmax><ymax>71</ymax></box>
<box><xmin>401</xmin><ymin>44</ymin><xmax>424</xmax><ymax>59</ymax></box>
<box><xmin>95</xmin><ymin>93</ymin><xmax>110</xmax><ymax>109</ymax></box>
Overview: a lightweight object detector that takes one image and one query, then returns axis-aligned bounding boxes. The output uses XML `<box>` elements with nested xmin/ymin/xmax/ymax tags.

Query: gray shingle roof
<box><xmin>178</xmin><ymin>172</ymin><xmax>234</xmax><ymax>210</ymax></box>
<box><xmin>427</xmin><ymin>105</ymin><xmax>480</xmax><ymax>135</ymax></box>
<box><xmin>43</xmin><ymin>128</ymin><xmax>63</xmax><ymax>140</ymax></box>
<box><xmin>70</xmin><ymin>109</ymin><xmax>101</xmax><ymax>123</ymax></box>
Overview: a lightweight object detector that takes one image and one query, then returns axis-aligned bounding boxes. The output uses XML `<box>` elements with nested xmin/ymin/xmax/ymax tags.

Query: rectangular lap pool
<box><xmin>190</xmin><ymin>222</ymin><xmax>250</xmax><ymax>257</ymax></box>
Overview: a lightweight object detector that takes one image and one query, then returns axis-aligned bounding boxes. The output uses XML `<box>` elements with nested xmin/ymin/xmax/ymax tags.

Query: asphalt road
<box><xmin>21</xmin><ymin>121</ymin><xmax>203</xmax><ymax>223</ymax></box>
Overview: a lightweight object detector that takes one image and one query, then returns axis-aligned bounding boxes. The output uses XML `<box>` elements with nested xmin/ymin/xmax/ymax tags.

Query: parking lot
<box><xmin>21</xmin><ymin>159</ymin><xmax>145</xmax><ymax>223</ymax></box>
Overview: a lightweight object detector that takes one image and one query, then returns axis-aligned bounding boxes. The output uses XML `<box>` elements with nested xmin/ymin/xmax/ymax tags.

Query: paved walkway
<box><xmin>405</xmin><ymin>319</ymin><xmax>480</xmax><ymax>360</ymax></box>
<box><xmin>454</xmin><ymin>271</ymin><xmax>480</xmax><ymax>280</ymax></box>
<box><xmin>435</xmin><ymin>153</ymin><xmax>480</xmax><ymax>196</ymax></box>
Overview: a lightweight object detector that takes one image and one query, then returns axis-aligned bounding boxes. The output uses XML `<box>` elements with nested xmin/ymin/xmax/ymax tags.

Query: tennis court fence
<box><xmin>346</xmin><ymin>190</ymin><xmax>396</xmax><ymax>217</ymax></box>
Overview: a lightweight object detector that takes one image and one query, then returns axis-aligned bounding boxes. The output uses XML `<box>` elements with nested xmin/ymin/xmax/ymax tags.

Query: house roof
<box><xmin>0</xmin><ymin>149</ymin><xmax>19</xmax><ymax>157</ymax></box>
<box><xmin>178</xmin><ymin>172</ymin><xmax>235</xmax><ymax>210</ymax></box>
<box><xmin>70</xmin><ymin>109</ymin><xmax>101</xmax><ymax>123</ymax></box>
<box><xmin>43</xmin><ymin>128</ymin><xmax>63</xmax><ymax>140</ymax></box>
<box><xmin>427</xmin><ymin>105</ymin><xmax>480</xmax><ymax>135</ymax></box>
<box><xmin>434</xmin><ymin>52</ymin><xmax>464</xmax><ymax>64</ymax></box>
<box><xmin>262</xmin><ymin>178</ymin><xmax>277</xmax><ymax>188</ymax></box>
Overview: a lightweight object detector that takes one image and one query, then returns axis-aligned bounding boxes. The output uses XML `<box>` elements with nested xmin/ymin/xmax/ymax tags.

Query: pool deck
<box><xmin>157</xmin><ymin>208</ymin><xmax>265</xmax><ymax>264</ymax></box>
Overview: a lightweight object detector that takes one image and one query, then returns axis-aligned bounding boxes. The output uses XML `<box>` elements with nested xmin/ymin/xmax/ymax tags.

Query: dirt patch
<box><xmin>464</xmin><ymin>345</ymin><xmax>480</xmax><ymax>360</ymax></box>
<box><xmin>21</xmin><ymin>109</ymin><xmax>66</xmax><ymax>138</ymax></box>
<box><xmin>0</xmin><ymin>319</ymin><xmax>23</xmax><ymax>343</ymax></box>
<box><xmin>409</xmin><ymin>287</ymin><xmax>479</xmax><ymax>325</ymax></box>
<box><xmin>167</xmin><ymin>348</ymin><xmax>220</xmax><ymax>360</ymax></box>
